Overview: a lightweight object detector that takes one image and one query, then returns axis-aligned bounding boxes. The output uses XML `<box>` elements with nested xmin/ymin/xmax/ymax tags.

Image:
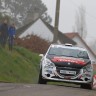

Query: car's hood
<box><xmin>47</xmin><ymin>55</ymin><xmax>91</xmax><ymax>68</ymax></box>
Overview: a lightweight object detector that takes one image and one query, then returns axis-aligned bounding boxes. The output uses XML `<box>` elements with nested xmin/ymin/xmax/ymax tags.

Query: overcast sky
<box><xmin>42</xmin><ymin>0</ymin><xmax>96</xmax><ymax>44</ymax></box>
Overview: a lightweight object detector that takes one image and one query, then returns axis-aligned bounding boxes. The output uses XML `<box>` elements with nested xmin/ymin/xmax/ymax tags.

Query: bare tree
<box><xmin>74</xmin><ymin>5</ymin><xmax>87</xmax><ymax>39</ymax></box>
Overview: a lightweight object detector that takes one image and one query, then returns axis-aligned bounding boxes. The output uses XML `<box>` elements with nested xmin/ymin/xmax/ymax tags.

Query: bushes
<box><xmin>15</xmin><ymin>35</ymin><xmax>51</xmax><ymax>54</ymax></box>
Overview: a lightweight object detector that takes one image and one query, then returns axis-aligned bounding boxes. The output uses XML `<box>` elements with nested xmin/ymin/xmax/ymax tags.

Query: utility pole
<box><xmin>53</xmin><ymin>0</ymin><xmax>60</xmax><ymax>43</ymax></box>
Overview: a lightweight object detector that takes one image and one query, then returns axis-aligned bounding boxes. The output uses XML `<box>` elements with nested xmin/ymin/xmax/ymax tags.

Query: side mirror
<box><xmin>39</xmin><ymin>54</ymin><xmax>44</xmax><ymax>57</ymax></box>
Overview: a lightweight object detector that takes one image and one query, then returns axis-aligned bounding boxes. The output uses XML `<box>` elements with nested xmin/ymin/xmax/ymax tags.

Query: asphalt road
<box><xmin>0</xmin><ymin>83</ymin><xmax>96</xmax><ymax>96</ymax></box>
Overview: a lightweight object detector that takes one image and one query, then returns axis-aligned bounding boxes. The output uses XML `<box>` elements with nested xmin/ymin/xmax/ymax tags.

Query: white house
<box><xmin>19</xmin><ymin>19</ymin><xmax>53</xmax><ymax>42</ymax></box>
<box><xmin>65</xmin><ymin>33</ymin><xmax>96</xmax><ymax>61</ymax></box>
<box><xmin>16</xmin><ymin>18</ymin><xmax>76</xmax><ymax>45</ymax></box>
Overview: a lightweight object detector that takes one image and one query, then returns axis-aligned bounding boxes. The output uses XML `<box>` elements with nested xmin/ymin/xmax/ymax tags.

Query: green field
<box><xmin>0</xmin><ymin>46</ymin><xmax>40</xmax><ymax>83</ymax></box>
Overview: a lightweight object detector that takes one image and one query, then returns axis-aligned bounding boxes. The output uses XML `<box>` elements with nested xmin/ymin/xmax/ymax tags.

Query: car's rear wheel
<box><xmin>38</xmin><ymin>69</ymin><xmax>47</xmax><ymax>84</ymax></box>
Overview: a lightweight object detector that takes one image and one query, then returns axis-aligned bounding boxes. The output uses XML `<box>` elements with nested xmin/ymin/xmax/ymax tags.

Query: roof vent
<box><xmin>65</xmin><ymin>43</ymin><xmax>73</xmax><ymax>47</ymax></box>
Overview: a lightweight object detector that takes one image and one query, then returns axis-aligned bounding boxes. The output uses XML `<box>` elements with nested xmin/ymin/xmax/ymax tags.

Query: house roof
<box><xmin>65</xmin><ymin>32</ymin><xmax>78</xmax><ymax>39</ymax></box>
<box><xmin>16</xmin><ymin>18</ymin><xmax>76</xmax><ymax>45</ymax></box>
<box><xmin>16</xmin><ymin>19</ymin><xmax>39</xmax><ymax>36</ymax></box>
<box><xmin>40</xmin><ymin>19</ymin><xmax>76</xmax><ymax>45</ymax></box>
<box><xmin>65</xmin><ymin>32</ymin><xmax>96</xmax><ymax>58</ymax></box>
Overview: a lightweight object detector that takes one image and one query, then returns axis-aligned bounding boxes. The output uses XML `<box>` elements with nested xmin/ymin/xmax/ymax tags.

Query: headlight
<box><xmin>43</xmin><ymin>58</ymin><xmax>55</xmax><ymax>69</ymax></box>
<box><xmin>83</xmin><ymin>64</ymin><xmax>93</xmax><ymax>73</ymax></box>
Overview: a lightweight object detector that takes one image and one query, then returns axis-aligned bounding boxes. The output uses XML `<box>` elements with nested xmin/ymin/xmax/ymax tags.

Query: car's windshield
<box><xmin>48</xmin><ymin>47</ymin><xmax>89</xmax><ymax>59</ymax></box>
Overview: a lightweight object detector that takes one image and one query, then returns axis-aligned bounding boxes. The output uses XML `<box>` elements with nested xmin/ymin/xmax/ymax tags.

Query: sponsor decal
<box><xmin>52</xmin><ymin>57</ymin><xmax>86</xmax><ymax>65</ymax></box>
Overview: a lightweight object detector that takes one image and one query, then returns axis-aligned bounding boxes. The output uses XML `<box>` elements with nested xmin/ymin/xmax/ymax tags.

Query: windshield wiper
<box><xmin>54</xmin><ymin>55</ymin><xmax>72</xmax><ymax>57</ymax></box>
<box><xmin>69</xmin><ymin>55</ymin><xmax>78</xmax><ymax>58</ymax></box>
<box><xmin>48</xmin><ymin>54</ymin><xmax>57</xmax><ymax>55</ymax></box>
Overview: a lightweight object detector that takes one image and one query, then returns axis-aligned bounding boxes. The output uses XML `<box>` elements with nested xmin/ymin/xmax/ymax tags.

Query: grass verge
<box><xmin>0</xmin><ymin>46</ymin><xmax>40</xmax><ymax>83</ymax></box>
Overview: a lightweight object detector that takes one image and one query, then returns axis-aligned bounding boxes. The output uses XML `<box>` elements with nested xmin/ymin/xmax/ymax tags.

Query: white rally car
<box><xmin>38</xmin><ymin>44</ymin><xmax>93</xmax><ymax>89</ymax></box>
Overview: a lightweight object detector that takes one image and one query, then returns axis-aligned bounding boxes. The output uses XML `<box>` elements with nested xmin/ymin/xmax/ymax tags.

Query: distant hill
<box><xmin>0</xmin><ymin>46</ymin><xmax>40</xmax><ymax>83</ymax></box>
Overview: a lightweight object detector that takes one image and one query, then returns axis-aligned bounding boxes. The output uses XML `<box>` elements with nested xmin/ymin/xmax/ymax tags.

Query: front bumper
<box><xmin>42</xmin><ymin>68</ymin><xmax>93</xmax><ymax>84</ymax></box>
<box><xmin>43</xmin><ymin>76</ymin><xmax>92</xmax><ymax>84</ymax></box>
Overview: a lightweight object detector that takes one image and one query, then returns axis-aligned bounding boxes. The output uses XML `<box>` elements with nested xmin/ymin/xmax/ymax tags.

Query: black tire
<box><xmin>38</xmin><ymin>69</ymin><xmax>47</xmax><ymax>84</ymax></box>
<box><xmin>80</xmin><ymin>82</ymin><xmax>93</xmax><ymax>90</ymax></box>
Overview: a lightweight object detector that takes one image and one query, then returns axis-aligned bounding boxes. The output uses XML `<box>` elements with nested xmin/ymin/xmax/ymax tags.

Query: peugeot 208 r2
<box><xmin>38</xmin><ymin>44</ymin><xmax>93</xmax><ymax>89</ymax></box>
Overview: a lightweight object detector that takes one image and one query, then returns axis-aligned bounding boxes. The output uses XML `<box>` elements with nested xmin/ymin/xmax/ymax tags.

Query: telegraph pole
<box><xmin>53</xmin><ymin>0</ymin><xmax>60</xmax><ymax>43</ymax></box>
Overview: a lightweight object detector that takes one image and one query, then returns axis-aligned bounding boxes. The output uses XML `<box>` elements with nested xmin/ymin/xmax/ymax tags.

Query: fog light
<box><xmin>85</xmin><ymin>78</ymin><xmax>88</xmax><ymax>81</ymax></box>
<box><xmin>47</xmin><ymin>74</ymin><xmax>50</xmax><ymax>77</ymax></box>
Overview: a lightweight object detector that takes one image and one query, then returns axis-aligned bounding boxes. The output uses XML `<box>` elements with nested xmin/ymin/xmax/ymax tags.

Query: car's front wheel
<box><xmin>38</xmin><ymin>69</ymin><xmax>47</xmax><ymax>84</ymax></box>
<box><xmin>80</xmin><ymin>81</ymin><xmax>93</xmax><ymax>90</ymax></box>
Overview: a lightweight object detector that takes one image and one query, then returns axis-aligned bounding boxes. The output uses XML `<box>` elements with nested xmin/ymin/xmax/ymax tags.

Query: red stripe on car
<box><xmin>52</xmin><ymin>57</ymin><xmax>86</xmax><ymax>65</ymax></box>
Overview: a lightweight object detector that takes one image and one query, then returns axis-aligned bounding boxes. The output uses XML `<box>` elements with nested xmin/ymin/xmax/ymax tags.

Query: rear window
<box><xmin>48</xmin><ymin>47</ymin><xmax>89</xmax><ymax>59</ymax></box>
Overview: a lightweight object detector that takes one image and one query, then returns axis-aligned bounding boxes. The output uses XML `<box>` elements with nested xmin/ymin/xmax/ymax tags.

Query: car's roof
<box><xmin>50</xmin><ymin>44</ymin><xmax>87</xmax><ymax>51</ymax></box>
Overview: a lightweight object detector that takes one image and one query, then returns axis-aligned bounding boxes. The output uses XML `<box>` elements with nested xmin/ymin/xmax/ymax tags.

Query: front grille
<box><xmin>56</xmin><ymin>67</ymin><xmax>80</xmax><ymax>77</ymax></box>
